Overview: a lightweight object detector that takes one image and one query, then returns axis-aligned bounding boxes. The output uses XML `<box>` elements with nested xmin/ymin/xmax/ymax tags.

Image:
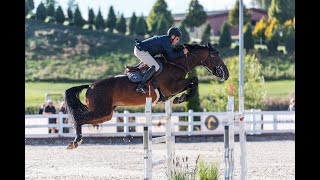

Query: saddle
<box><xmin>125</xmin><ymin>55</ymin><xmax>165</xmax><ymax>83</ymax></box>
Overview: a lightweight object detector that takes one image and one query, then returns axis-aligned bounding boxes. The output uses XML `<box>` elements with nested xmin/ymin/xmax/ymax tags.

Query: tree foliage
<box><xmin>106</xmin><ymin>6</ymin><xmax>117</xmax><ymax>32</ymax></box>
<box><xmin>129</xmin><ymin>12</ymin><xmax>137</xmax><ymax>35</ymax></box>
<box><xmin>55</xmin><ymin>5</ymin><xmax>65</xmax><ymax>24</ymax></box>
<box><xmin>203</xmin><ymin>54</ymin><xmax>266</xmax><ymax>112</ymax></box>
<box><xmin>88</xmin><ymin>8</ymin><xmax>95</xmax><ymax>25</ymax></box>
<box><xmin>179</xmin><ymin>22</ymin><xmax>190</xmax><ymax>44</ymax></box>
<box><xmin>156</xmin><ymin>15</ymin><xmax>169</xmax><ymax>34</ymax></box>
<box><xmin>184</xmin><ymin>0</ymin><xmax>207</xmax><ymax>28</ymax></box>
<box><xmin>46</xmin><ymin>3</ymin><xmax>55</xmax><ymax>17</ymax></box>
<box><xmin>135</xmin><ymin>15</ymin><xmax>148</xmax><ymax>36</ymax></box>
<box><xmin>94</xmin><ymin>9</ymin><xmax>105</xmax><ymax>30</ymax></box>
<box><xmin>219</xmin><ymin>21</ymin><xmax>231</xmax><ymax>48</ymax></box>
<box><xmin>36</xmin><ymin>2</ymin><xmax>47</xmax><ymax>21</ymax></box>
<box><xmin>228</xmin><ymin>0</ymin><xmax>251</xmax><ymax>26</ymax></box>
<box><xmin>244</xmin><ymin>23</ymin><xmax>254</xmax><ymax>51</ymax></box>
<box><xmin>201</xmin><ymin>24</ymin><xmax>212</xmax><ymax>44</ymax></box>
<box><xmin>268</xmin><ymin>0</ymin><xmax>295</xmax><ymax>24</ymax></box>
<box><xmin>116</xmin><ymin>14</ymin><xmax>127</xmax><ymax>34</ymax></box>
<box><xmin>264</xmin><ymin>17</ymin><xmax>279</xmax><ymax>40</ymax></box>
<box><xmin>74</xmin><ymin>6</ymin><xmax>85</xmax><ymax>27</ymax></box>
<box><xmin>266</xmin><ymin>29</ymin><xmax>280</xmax><ymax>52</ymax></box>
<box><xmin>147</xmin><ymin>0</ymin><xmax>173</xmax><ymax>33</ymax></box>
<box><xmin>252</xmin><ymin>16</ymin><xmax>267</xmax><ymax>40</ymax></box>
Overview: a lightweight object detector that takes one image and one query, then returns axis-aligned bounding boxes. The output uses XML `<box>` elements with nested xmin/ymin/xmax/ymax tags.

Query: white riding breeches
<box><xmin>134</xmin><ymin>46</ymin><xmax>160</xmax><ymax>71</ymax></box>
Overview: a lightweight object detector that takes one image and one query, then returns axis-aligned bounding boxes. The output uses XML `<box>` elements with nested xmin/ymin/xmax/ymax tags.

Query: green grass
<box><xmin>263</xmin><ymin>80</ymin><xmax>295</xmax><ymax>97</ymax></box>
<box><xmin>25</xmin><ymin>80</ymin><xmax>295</xmax><ymax>108</ymax></box>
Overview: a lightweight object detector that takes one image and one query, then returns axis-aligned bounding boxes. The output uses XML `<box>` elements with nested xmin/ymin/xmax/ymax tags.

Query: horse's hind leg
<box><xmin>67</xmin><ymin>122</ymin><xmax>83</xmax><ymax>149</ymax></box>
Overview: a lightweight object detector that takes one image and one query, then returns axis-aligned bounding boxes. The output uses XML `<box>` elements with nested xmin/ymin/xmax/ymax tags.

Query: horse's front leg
<box><xmin>67</xmin><ymin>123</ymin><xmax>83</xmax><ymax>149</ymax></box>
<box><xmin>172</xmin><ymin>77</ymin><xmax>199</xmax><ymax>104</ymax></box>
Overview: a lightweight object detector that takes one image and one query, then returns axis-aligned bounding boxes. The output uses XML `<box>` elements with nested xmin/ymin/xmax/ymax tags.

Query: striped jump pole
<box><xmin>143</xmin><ymin>97</ymin><xmax>175</xmax><ymax>180</ymax></box>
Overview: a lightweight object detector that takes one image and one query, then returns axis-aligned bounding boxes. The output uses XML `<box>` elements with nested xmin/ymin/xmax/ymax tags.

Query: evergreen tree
<box><xmin>106</xmin><ymin>6</ymin><xmax>117</xmax><ymax>32</ymax></box>
<box><xmin>219</xmin><ymin>21</ymin><xmax>231</xmax><ymax>48</ymax></box>
<box><xmin>266</xmin><ymin>29</ymin><xmax>280</xmax><ymax>52</ymax></box>
<box><xmin>55</xmin><ymin>5</ymin><xmax>65</xmax><ymax>24</ymax></box>
<box><xmin>27</xmin><ymin>0</ymin><xmax>34</xmax><ymax>11</ymax></box>
<box><xmin>268</xmin><ymin>0</ymin><xmax>295</xmax><ymax>24</ymax></box>
<box><xmin>74</xmin><ymin>6</ymin><xmax>85</xmax><ymax>27</ymax></box>
<box><xmin>264</xmin><ymin>17</ymin><xmax>279</xmax><ymax>40</ymax></box>
<box><xmin>25</xmin><ymin>1</ymin><xmax>29</xmax><ymax>16</ymax></box>
<box><xmin>243</xmin><ymin>23</ymin><xmax>254</xmax><ymax>51</ymax></box>
<box><xmin>35</xmin><ymin>2</ymin><xmax>47</xmax><ymax>21</ymax></box>
<box><xmin>156</xmin><ymin>15</ymin><xmax>169</xmax><ymax>34</ymax></box>
<box><xmin>67</xmin><ymin>7</ymin><xmax>73</xmax><ymax>21</ymax></box>
<box><xmin>94</xmin><ymin>9</ymin><xmax>105</xmax><ymax>30</ymax></box>
<box><xmin>135</xmin><ymin>15</ymin><xmax>148</xmax><ymax>36</ymax></box>
<box><xmin>129</xmin><ymin>12</ymin><xmax>137</xmax><ymax>35</ymax></box>
<box><xmin>46</xmin><ymin>3</ymin><xmax>55</xmax><ymax>17</ymax></box>
<box><xmin>116</xmin><ymin>14</ymin><xmax>127</xmax><ymax>34</ymax></box>
<box><xmin>184</xmin><ymin>0</ymin><xmax>207</xmax><ymax>28</ymax></box>
<box><xmin>147</xmin><ymin>0</ymin><xmax>173</xmax><ymax>33</ymax></box>
<box><xmin>284</xmin><ymin>26</ymin><xmax>295</xmax><ymax>53</ymax></box>
<box><xmin>88</xmin><ymin>8</ymin><xmax>95</xmax><ymax>25</ymax></box>
<box><xmin>228</xmin><ymin>0</ymin><xmax>251</xmax><ymax>26</ymax></box>
<box><xmin>254</xmin><ymin>0</ymin><xmax>272</xmax><ymax>10</ymax></box>
<box><xmin>185</xmin><ymin>69</ymin><xmax>201</xmax><ymax>113</ymax></box>
<box><xmin>179</xmin><ymin>22</ymin><xmax>190</xmax><ymax>44</ymax></box>
<box><xmin>201</xmin><ymin>24</ymin><xmax>212</xmax><ymax>44</ymax></box>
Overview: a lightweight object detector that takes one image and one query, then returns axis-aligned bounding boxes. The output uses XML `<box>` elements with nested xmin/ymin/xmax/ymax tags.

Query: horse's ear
<box><xmin>207</xmin><ymin>42</ymin><xmax>212</xmax><ymax>48</ymax></box>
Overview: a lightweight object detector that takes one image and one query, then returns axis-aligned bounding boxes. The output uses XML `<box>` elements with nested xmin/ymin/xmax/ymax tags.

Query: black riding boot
<box><xmin>136</xmin><ymin>66</ymin><xmax>156</xmax><ymax>93</ymax></box>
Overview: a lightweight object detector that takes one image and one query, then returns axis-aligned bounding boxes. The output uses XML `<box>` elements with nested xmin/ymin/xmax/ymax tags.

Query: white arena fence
<box><xmin>25</xmin><ymin>110</ymin><xmax>295</xmax><ymax>138</ymax></box>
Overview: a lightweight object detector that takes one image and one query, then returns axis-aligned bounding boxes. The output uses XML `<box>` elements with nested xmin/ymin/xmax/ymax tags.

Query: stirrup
<box><xmin>136</xmin><ymin>84</ymin><xmax>148</xmax><ymax>93</ymax></box>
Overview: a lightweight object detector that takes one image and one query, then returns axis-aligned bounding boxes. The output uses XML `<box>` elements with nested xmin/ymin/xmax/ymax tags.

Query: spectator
<box><xmin>43</xmin><ymin>99</ymin><xmax>57</xmax><ymax>133</ymax></box>
<box><xmin>288</xmin><ymin>98</ymin><xmax>295</xmax><ymax>111</ymax></box>
<box><xmin>59</xmin><ymin>101</ymin><xmax>70</xmax><ymax>133</ymax></box>
<box><xmin>38</xmin><ymin>103</ymin><xmax>46</xmax><ymax>114</ymax></box>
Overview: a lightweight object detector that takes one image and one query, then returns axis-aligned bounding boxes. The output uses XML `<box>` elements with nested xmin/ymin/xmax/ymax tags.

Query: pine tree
<box><xmin>106</xmin><ymin>6</ymin><xmax>117</xmax><ymax>32</ymax></box>
<box><xmin>88</xmin><ymin>8</ymin><xmax>95</xmax><ymax>25</ymax></box>
<box><xmin>27</xmin><ymin>0</ymin><xmax>35</xmax><ymax>11</ymax></box>
<box><xmin>179</xmin><ymin>22</ymin><xmax>190</xmax><ymax>44</ymax></box>
<box><xmin>74</xmin><ymin>6</ymin><xmax>85</xmax><ymax>27</ymax></box>
<box><xmin>184</xmin><ymin>0</ymin><xmax>207</xmax><ymax>28</ymax></box>
<box><xmin>147</xmin><ymin>0</ymin><xmax>173</xmax><ymax>34</ymax></box>
<box><xmin>284</xmin><ymin>26</ymin><xmax>295</xmax><ymax>53</ymax></box>
<box><xmin>266</xmin><ymin>29</ymin><xmax>280</xmax><ymax>52</ymax></box>
<box><xmin>46</xmin><ymin>3</ymin><xmax>55</xmax><ymax>17</ymax></box>
<box><xmin>268</xmin><ymin>0</ymin><xmax>295</xmax><ymax>24</ymax></box>
<box><xmin>94</xmin><ymin>9</ymin><xmax>105</xmax><ymax>30</ymax></box>
<box><xmin>201</xmin><ymin>24</ymin><xmax>212</xmax><ymax>44</ymax></box>
<box><xmin>25</xmin><ymin>1</ymin><xmax>29</xmax><ymax>16</ymax></box>
<box><xmin>55</xmin><ymin>6</ymin><xmax>65</xmax><ymax>24</ymax></box>
<box><xmin>156</xmin><ymin>15</ymin><xmax>169</xmax><ymax>34</ymax></box>
<box><xmin>116</xmin><ymin>14</ymin><xmax>127</xmax><ymax>34</ymax></box>
<box><xmin>243</xmin><ymin>23</ymin><xmax>254</xmax><ymax>51</ymax></box>
<box><xmin>35</xmin><ymin>2</ymin><xmax>47</xmax><ymax>21</ymax></box>
<box><xmin>228</xmin><ymin>0</ymin><xmax>251</xmax><ymax>26</ymax></box>
<box><xmin>67</xmin><ymin>7</ymin><xmax>73</xmax><ymax>21</ymax></box>
<box><xmin>135</xmin><ymin>15</ymin><xmax>148</xmax><ymax>36</ymax></box>
<box><xmin>219</xmin><ymin>21</ymin><xmax>231</xmax><ymax>48</ymax></box>
<box><xmin>129</xmin><ymin>12</ymin><xmax>137</xmax><ymax>35</ymax></box>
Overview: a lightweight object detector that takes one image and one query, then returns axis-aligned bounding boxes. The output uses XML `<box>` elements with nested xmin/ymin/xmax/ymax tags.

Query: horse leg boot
<box><xmin>67</xmin><ymin>123</ymin><xmax>83</xmax><ymax>149</ymax></box>
<box><xmin>136</xmin><ymin>66</ymin><xmax>156</xmax><ymax>94</ymax></box>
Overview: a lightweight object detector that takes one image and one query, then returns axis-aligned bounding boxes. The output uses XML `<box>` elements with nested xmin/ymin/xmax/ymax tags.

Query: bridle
<box><xmin>186</xmin><ymin>47</ymin><xmax>226</xmax><ymax>81</ymax></box>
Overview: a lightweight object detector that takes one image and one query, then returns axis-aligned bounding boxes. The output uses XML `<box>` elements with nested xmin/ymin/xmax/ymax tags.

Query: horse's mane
<box><xmin>173</xmin><ymin>43</ymin><xmax>208</xmax><ymax>52</ymax></box>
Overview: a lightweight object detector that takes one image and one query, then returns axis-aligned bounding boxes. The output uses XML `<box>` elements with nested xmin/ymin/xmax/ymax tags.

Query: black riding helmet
<box><xmin>167</xmin><ymin>27</ymin><xmax>182</xmax><ymax>38</ymax></box>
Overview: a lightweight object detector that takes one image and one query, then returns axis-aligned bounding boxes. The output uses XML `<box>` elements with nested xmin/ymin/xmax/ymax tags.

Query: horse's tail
<box><xmin>64</xmin><ymin>84</ymin><xmax>92</xmax><ymax>124</ymax></box>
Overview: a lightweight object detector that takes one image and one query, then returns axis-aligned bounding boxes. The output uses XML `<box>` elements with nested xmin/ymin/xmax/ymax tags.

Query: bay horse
<box><xmin>65</xmin><ymin>43</ymin><xmax>229</xmax><ymax>149</ymax></box>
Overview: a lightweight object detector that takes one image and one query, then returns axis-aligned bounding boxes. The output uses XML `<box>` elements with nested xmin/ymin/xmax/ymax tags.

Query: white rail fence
<box><xmin>25</xmin><ymin>110</ymin><xmax>295</xmax><ymax>138</ymax></box>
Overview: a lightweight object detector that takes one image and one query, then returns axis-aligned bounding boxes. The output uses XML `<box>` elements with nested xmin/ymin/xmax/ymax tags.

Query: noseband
<box><xmin>187</xmin><ymin>49</ymin><xmax>225</xmax><ymax>81</ymax></box>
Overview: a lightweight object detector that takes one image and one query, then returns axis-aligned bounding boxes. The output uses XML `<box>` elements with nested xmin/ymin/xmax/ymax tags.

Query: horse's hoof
<box><xmin>67</xmin><ymin>142</ymin><xmax>78</xmax><ymax>150</ymax></box>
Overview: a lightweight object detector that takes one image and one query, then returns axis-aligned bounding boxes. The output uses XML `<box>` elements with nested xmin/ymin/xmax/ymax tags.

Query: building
<box><xmin>173</xmin><ymin>8</ymin><xmax>268</xmax><ymax>41</ymax></box>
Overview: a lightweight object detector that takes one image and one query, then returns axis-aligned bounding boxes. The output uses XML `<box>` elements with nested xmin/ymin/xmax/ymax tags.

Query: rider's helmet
<box><xmin>167</xmin><ymin>27</ymin><xmax>182</xmax><ymax>38</ymax></box>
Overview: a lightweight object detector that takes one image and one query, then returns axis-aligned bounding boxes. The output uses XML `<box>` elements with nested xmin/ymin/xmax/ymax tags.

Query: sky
<box><xmin>33</xmin><ymin>0</ymin><xmax>256</xmax><ymax>20</ymax></box>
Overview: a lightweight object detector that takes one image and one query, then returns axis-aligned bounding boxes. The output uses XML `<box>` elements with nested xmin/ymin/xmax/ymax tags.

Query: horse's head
<box><xmin>185</xmin><ymin>43</ymin><xmax>229</xmax><ymax>81</ymax></box>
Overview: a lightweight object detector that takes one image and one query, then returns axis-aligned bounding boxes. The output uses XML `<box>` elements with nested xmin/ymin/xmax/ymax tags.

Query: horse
<box><xmin>64</xmin><ymin>43</ymin><xmax>229</xmax><ymax>149</ymax></box>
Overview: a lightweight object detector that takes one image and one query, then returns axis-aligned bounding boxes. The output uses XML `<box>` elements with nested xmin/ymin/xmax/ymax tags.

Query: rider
<box><xmin>132</xmin><ymin>27</ymin><xmax>188</xmax><ymax>94</ymax></box>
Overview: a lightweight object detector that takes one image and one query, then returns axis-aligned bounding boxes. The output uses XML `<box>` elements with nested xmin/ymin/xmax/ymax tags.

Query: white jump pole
<box><xmin>143</xmin><ymin>97</ymin><xmax>174</xmax><ymax>180</ymax></box>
